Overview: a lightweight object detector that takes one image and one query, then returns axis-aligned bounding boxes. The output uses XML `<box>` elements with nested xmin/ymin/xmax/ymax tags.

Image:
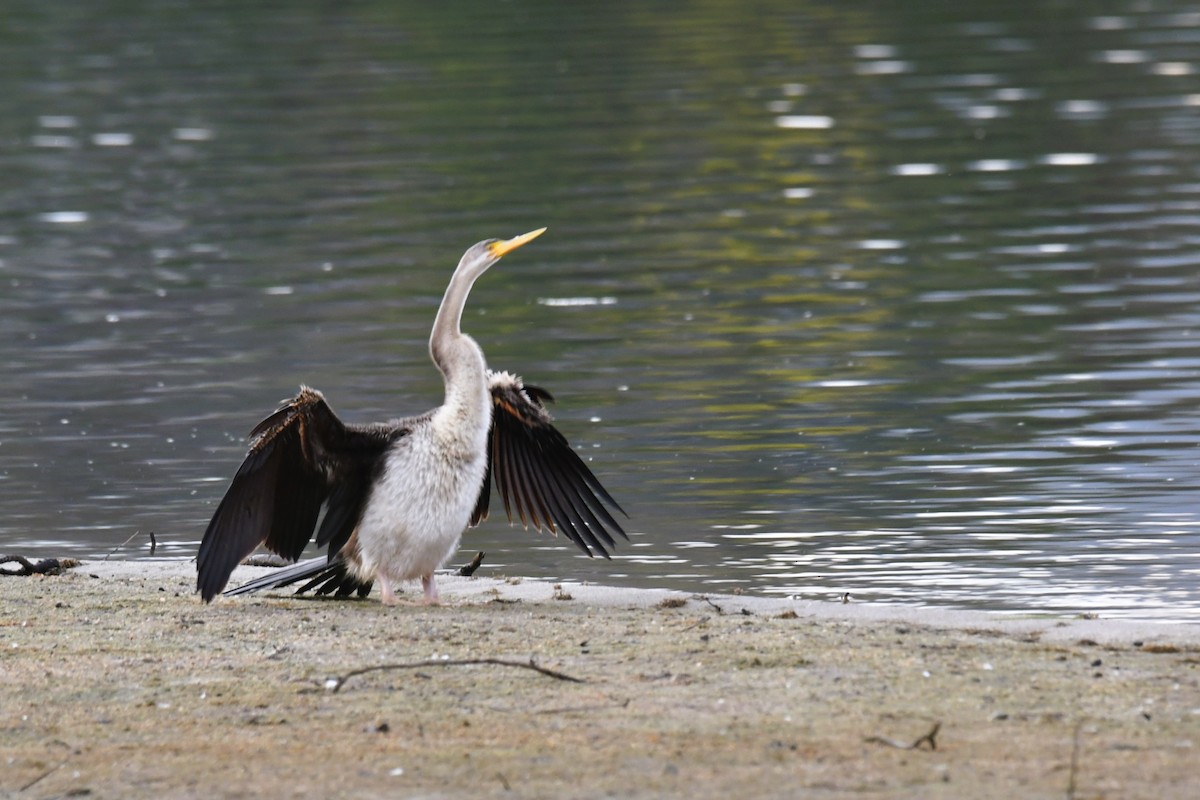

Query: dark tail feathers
<box><xmin>223</xmin><ymin>556</ymin><xmax>373</xmax><ymax>599</ymax></box>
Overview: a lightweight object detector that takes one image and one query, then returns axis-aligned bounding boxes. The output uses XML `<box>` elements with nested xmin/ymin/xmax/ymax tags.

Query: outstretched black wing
<box><xmin>471</xmin><ymin>372</ymin><xmax>628</xmax><ymax>557</ymax></box>
<box><xmin>196</xmin><ymin>386</ymin><xmax>392</xmax><ymax>602</ymax></box>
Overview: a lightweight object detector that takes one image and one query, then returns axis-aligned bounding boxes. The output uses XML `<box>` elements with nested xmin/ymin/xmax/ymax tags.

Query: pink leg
<box><xmin>379</xmin><ymin>575</ymin><xmax>400</xmax><ymax>606</ymax></box>
<box><xmin>420</xmin><ymin>573</ymin><xmax>440</xmax><ymax>605</ymax></box>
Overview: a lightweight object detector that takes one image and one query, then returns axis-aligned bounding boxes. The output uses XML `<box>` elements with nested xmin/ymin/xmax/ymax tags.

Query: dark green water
<box><xmin>3</xmin><ymin>2</ymin><xmax>1200</xmax><ymax>620</ymax></box>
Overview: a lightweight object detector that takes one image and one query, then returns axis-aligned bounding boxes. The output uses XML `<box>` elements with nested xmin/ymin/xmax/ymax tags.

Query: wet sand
<box><xmin>3</xmin><ymin>560</ymin><xmax>1199</xmax><ymax>799</ymax></box>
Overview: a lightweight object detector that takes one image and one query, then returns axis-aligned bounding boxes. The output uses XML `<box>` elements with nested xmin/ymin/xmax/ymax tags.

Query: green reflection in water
<box><xmin>3</xmin><ymin>0</ymin><xmax>1200</xmax><ymax>618</ymax></box>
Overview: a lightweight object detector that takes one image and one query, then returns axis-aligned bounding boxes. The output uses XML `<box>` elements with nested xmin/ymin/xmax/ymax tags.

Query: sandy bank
<box><xmin>3</xmin><ymin>560</ymin><xmax>1198</xmax><ymax>798</ymax></box>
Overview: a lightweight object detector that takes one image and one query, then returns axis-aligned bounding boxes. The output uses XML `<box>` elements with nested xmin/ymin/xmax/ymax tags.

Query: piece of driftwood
<box><xmin>458</xmin><ymin>551</ymin><xmax>485</xmax><ymax>576</ymax></box>
<box><xmin>0</xmin><ymin>556</ymin><xmax>80</xmax><ymax>576</ymax></box>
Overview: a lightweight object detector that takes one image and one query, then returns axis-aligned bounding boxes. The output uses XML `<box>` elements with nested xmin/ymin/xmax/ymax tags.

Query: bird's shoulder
<box><xmin>487</xmin><ymin>370</ymin><xmax>555</xmax><ymax>424</ymax></box>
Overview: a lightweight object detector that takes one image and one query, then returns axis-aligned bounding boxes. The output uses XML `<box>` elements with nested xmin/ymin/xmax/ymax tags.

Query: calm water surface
<box><xmin>3</xmin><ymin>2</ymin><xmax>1200</xmax><ymax>621</ymax></box>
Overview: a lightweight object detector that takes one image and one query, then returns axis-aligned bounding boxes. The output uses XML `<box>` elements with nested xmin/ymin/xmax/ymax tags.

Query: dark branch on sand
<box><xmin>457</xmin><ymin>551</ymin><xmax>485</xmax><ymax>576</ymax></box>
<box><xmin>0</xmin><ymin>556</ymin><xmax>80</xmax><ymax>577</ymax></box>
<box><xmin>327</xmin><ymin>657</ymin><xmax>584</xmax><ymax>693</ymax></box>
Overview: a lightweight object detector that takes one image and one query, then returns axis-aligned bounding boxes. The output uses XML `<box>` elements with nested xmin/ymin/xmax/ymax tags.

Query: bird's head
<box><xmin>456</xmin><ymin>227</ymin><xmax>547</xmax><ymax>281</ymax></box>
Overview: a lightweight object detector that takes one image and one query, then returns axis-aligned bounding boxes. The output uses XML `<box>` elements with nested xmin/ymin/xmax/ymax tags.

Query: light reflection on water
<box><xmin>2</xmin><ymin>2</ymin><xmax>1200</xmax><ymax>621</ymax></box>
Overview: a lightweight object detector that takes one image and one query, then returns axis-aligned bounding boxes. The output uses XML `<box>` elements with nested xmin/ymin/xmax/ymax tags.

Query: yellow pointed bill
<box><xmin>489</xmin><ymin>227</ymin><xmax>547</xmax><ymax>258</ymax></box>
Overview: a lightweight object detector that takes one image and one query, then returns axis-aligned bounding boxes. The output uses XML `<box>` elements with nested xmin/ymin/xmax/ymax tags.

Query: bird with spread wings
<box><xmin>196</xmin><ymin>229</ymin><xmax>626</xmax><ymax>604</ymax></box>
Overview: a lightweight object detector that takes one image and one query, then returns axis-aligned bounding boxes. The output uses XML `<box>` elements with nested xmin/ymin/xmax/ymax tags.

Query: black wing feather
<box><xmin>545</xmin><ymin>447</ymin><xmax>616</xmax><ymax>552</ymax></box>
<box><xmin>499</xmin><ymin>394</ymin><xmax>555</xmax><ymax>531</ymax></box>
<box><xmin>475</xmin><ymin>373</ymin><xmax>628</xmax><ymax>558</ymax></box>
<box><xmin>502</xmin><ymin>411</ymin><xmax>547</xmax><ymax>529</ymax></box>
<box><xmin>221</xmin><ymin>555</ymin><xmax>373</xmax><ymax>599</ymax></box>
<box><xmin>551</xmin><ymin>444</ymin><xmax>625</xmax><ymax>539</ymax></box>
<box><xmin>469</xmin><ymin>458</ymin><xmax>492</xmax><ymax>527</ymax></box>
<box><xmin>196</xmin><ymin>387</ymin><xmax>389</xmax><ymax>602</ymax></box>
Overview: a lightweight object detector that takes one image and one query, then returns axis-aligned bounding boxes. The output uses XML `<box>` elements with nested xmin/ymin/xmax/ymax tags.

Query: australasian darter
<box><xmin>196</xmin><ymin>228</ymin><xmax>626</xmax><ymax>604</ymax></box>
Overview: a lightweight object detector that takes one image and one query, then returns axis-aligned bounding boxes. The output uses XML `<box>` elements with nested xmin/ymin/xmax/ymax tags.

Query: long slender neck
<box><xmin>429</xmin><ymin>262</ymin><xmax>490</xmax><ymax>442</ymax></box>
<box><xmin>430</xmin><ymin>262</ymin><xmax>476</xmax><ymax>368</ymax></box>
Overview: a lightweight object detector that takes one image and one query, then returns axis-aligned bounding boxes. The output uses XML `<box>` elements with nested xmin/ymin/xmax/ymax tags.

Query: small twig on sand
<box><xmin>327</xmin><ymin>657</ymin><xmax>584</xmax><ymax>693</ymax></box>
<box><xmin>912</xmin><ymin>721</ymin><xmax>940</xmax><ymax>750</ymax></box>
<box><xmin>458</xmin><ymin>551</ymin><xmax>485</xmax><ymax>576</ymax></box>
<box><xmin>18</xmin><ymin>740</ymin><xmax>72</xmax><ymax>791</ymax></box>
<box><xmin>865</xmin><ymin>721</ymin><xmax>941</xmax><ymax>751</ymax></box>
<box><xmin>697</xmin><ymin>595</ymin><xmax>725</xmax><ymax>615</ymax></box>
<box><xmin>20</xmin><ymin>759</ymin><xmax>68</xmax><ymax>792</ymax></box>
<box><xmin>103</xmin><ymin>529</ymin><xmax>144</xmax><ymax>561</ymax></box>
<box><xmin>0</xmin><ymin>556</ymin><xmax>80</xmax><ymax>577</ymax></box>
<box><xmin>533</xmin><ymin>697</ymin><xmax>631</xmax><ymax>715</ymax></box>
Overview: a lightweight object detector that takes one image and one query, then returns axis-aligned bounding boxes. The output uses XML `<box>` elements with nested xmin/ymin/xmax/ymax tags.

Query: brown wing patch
<box><xmin>197</xmin><ymin>387</ymin><xmax>388</xmax><ymax>602</ymax></box>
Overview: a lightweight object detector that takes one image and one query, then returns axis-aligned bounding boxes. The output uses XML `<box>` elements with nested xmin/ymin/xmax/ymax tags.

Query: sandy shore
<box><xmin>3</xmin><ymin>560</ymin><xmax>1199</xmax><ymax>799</ymax></box>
